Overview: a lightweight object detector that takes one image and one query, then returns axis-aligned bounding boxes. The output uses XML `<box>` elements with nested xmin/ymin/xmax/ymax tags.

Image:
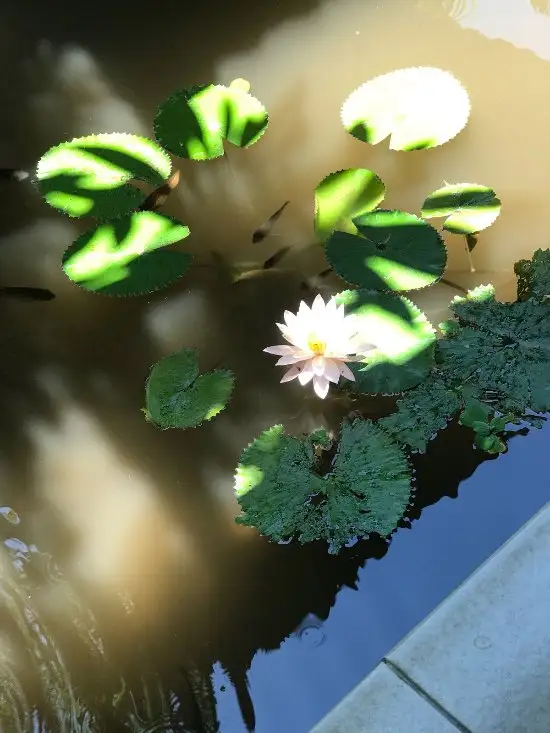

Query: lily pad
<box><xmin>235</xmin><ymin>420</ymin><xmax>412</xmax><ymax>552</ymax></box>
<box><xmin>154</xmin><ymin>82</ymin><xmax>268</xmax><ymax>161</ymax></box>
<box><xmin>145</xmin><ymin>349</ymin><xmax>235</xmax><ymax>429</ymax></box>
<box><xmin>35</xmin><ymin>133</ymin><xmax>172</xmax><ymax>219</ymax></box>
<box><xmin>437</xmin><ymin>287</ymin><xmax>550</xmax><ymax>413</ymax></box>
<box><xmin>314</xmin><ymin>168</ymin><xmax>386</xmax><ymax>243</ymax></box>
<box><xmin>514</xmin><ymin>248</ymin><xmax>550</xmax><ymax>301</ymax></box>
<box><xmin>334</xmin><ymin>289</ymin><xmax>436</xmax><ymax>394</ymax></box>
<box><xmin>379</xmin><ymin>376</ymin><xmax>462</xmax><ymax>453</ymax></box>
<box><xmin>341</xmin><ymin>67</ymin><xmax>470</xmax><ymax>151</ymax></box>
<box><xmin>325</xmin><ymin>209</ymin><xmax>447</xmax><ymax>291</ymax></box>
<box><xmin>421</xmin><ymin>182</ymin><xmax>501</xmax><ymax>234</ymax></box>
<box><xmin>62</xmin><ymin>211</ymin><xmax>191</xmax><ymax>296</ymax></box>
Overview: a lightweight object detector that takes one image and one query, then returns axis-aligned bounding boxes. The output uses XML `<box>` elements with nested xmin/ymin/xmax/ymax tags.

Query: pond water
<box><xmin>0</xmin><ymin>0</ymin><xmax>550</xmax><ymax>730</ymax></box>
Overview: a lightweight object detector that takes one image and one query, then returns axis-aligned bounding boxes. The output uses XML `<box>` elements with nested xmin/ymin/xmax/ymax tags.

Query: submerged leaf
<box><xmin>379</xmin><ymin>376</ymin><xmax>462</xmax><ymax>452</ymax></box>
<box><xmin>334</xmin><ymin>289</ymin><xmax>436</xmax><ymax>394</ymax></box>
<box><xmin>458</xmin><ymin>397</ymin><xmax>492</xmax><ymax>428</ymax></box>
<box><xmin>340</xmin><ymin>67</ymin><xmax>470</xmax><ymax>151</ymax></box>
<box><xmin>458</xmin><ymin>399</ymin><xmax>512</xmax><ymax>455</ymax></box>
<box><xmin>514</xmin><ymin>248</ymin><xmax>550</xmax><ymax>302</ymax></box>
<box><xmin>437</xmin><ymin>291</ymin><xmax>550</xmax><ymax>413</ymax></box>
<box><xmin>62</xmin><ymin>211</ymin><xmax>191</xmax><ymax>296</ymax></box>
<box><xmin>474</xmin><ymin>433</ymin><xmax>507</xmax><ymax>454</ymax></box>
<box><xmin>235</xmin><ymin>420</ymin><xmax>412</xmax><ymax>552</ymax></box>
<box><xmin>421</xmin><ymin>182</ymin><xmax>501</xmax><ymax>234</ymax></box>
<box><xmin>35</xmin><ymin>133</ymin><xmax>172</xmax><ymax>219</ymax></box>
<box><xmin>145</xmin><ymin>349</ymin><xmax>235</xmax><ymax>428</ymax></box>
<box><xmin>154</xmin><ymin>83</ymin><xmax>268</xmax><ymax>161</ymax></box>
<box><xmin>314</xmin><ymin>168</ymin><xmax>385</xmax><ymax>243</ymax></box>
<box><xmin>325</xmin><ymin>210</ymin><xmax>447</xmax><ymax>292</ymax></box>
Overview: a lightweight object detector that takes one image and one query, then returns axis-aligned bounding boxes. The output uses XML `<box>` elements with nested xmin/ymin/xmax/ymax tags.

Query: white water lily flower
<box><xmin>264</xmin><ymin>294</ymin><xmax>377</xmax><ymax>399</ymax></box>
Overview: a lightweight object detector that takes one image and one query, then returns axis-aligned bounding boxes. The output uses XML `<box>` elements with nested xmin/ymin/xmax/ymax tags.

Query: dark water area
<box><xmin>1</xmin><ymin>0</ymin><xmax>550</xmax><ymax>731</ymax></box>
<box><xmin>213</xmin><ymin>418</ymin><xmax>550</xmax><ymax>733</ymax></box>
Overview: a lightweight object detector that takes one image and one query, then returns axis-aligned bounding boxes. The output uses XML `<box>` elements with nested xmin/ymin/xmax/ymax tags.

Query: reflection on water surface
<box><xmin>0</xmin><ymin>0</ymin><xmax>550</xmax><ymax>730</ymax></box>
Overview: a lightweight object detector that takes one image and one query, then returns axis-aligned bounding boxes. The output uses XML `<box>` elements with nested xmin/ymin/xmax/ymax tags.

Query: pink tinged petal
<box><xmin>323</xmin><ymin>358</ymin><xmax>342</xmax><ymax>384</ymax></box>
<box><xmin>298</xmin><ymin>368</ymin><xmax>314</xmax><ymax>385</ymax></box>
<box><xmin>338</xmin><ymin>361</ymin><xmax>356</xmax><ymax>381</ymax></box>
<box><xmin>264</xmin><ymin>345</ymin><xmax>298</xmax><ymax>356</ymax></box>
<box><xmin>311</xmin><ymin>355</ymin><xmax>326</xmax><ymax>376</ymax></box>
<box><xmin>275</xmin><ymin>355</ymin><xmax>299</xmax><ymax>366</ymax></box>
<box><xmin>313</xmin><ymin>374</ymin><xmax>330</xmax><ymax>399</ymax></box>
<box><xmin>275</xmin><ymin>353</ymin><xmax>312</xmax><ymax>365</ymax></box>
<box><xmin>280</xmin><ymin>365</ymin><xmax>300</xmax><ymax>383</ymax></box>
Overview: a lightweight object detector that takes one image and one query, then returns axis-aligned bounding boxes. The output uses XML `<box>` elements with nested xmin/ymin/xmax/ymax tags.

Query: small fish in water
<box><xmin>0</xmin><ymin>286</ymin><xmax>55</xmax><ymax>301</ymax></box>
<box><xmin>0</xmin><ymin>168</ymin><xmax>30</xmax><ymax>181</ymax></box>
<box><xmin>252</xmin><ymin>200</ymin><xmax>290</xmax><ymax>243</ymax></box>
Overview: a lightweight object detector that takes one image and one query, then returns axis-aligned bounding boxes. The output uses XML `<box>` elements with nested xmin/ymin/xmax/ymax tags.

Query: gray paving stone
<box><xmin>310</xmin><ymin>662</ymin><xmax>458</xmax><ymax>733</ymax></box>
<box><xmin>388</xmin><ymin>501</ymin><xmax>550</xmax><ymax>733</ymax></box>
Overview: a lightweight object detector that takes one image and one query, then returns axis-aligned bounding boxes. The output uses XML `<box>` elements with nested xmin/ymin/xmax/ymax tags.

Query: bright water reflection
<box><xmin>0</xmin><ymin>0</ymin><xmax>549</xmax><ymax>730</ymax></box>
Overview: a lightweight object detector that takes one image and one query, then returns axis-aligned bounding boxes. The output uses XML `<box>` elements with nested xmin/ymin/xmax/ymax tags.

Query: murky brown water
<box><xmin>0</xmin><ymin>0</ymin><xmax>549</xmax><ymax>730</ymax></box>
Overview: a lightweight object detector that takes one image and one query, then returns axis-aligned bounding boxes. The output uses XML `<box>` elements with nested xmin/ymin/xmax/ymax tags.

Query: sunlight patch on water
<box><xmin>23</xmin><ymin>373</ymin><xmax>202</xmax><ymax>603</ymax></box>
<box><xmin>25</xmin><ymin>43</ymin><xmax>148</xmax><ymax>140</ymax></box>
<box><xmin>444</xmin><ymin>0</ymin><xmax>550</xmax><ymax>61</ymax></box>
<box><xmin>210</xmin><ymin>0</ymin><xmax>550</xmax><ymax>281</ymax></box>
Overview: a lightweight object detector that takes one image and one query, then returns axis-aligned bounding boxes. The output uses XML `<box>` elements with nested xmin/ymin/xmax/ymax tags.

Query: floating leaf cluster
<box><xmin>34</xmin><ymin>65</ymin><xmax>549</xmax><ymax>553</ymax></box>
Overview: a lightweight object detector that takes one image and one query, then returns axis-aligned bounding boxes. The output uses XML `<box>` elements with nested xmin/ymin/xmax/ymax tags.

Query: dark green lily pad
<box><xmin>36</xmin><ymin>133</ymin><xmax>172</xmax><ymax>219</ymax></box>
<box><xmin>334</xmin><ymin>289</ymin><xmax>436</xmax><ymax>394</ymax></box>
<box><xmin>154</xmin><ymin>81</ymin><xmax>268</xmax><ymax>161</ymax></box>
<box><xmin>325</xmin><ymin>209</ymin><xmax>447</xmax><ymax>292</ymax></box>
<box><xmin>62</xmin><ymin>211</ymin><xmax>191</xmax><ymax>296</ymax></box>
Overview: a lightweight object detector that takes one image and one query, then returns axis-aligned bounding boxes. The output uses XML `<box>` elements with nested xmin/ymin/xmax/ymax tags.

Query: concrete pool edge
<box><xmin>311</xmin><ymin>500</ymin><xmax>550</xmax><ymax>732</ymax></box>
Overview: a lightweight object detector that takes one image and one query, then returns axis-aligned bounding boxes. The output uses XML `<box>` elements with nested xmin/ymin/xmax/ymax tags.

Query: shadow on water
<box><xmin>0</xmin><ymin>0</ymin><xmax>550</xmax><ymax>730</ymax></box>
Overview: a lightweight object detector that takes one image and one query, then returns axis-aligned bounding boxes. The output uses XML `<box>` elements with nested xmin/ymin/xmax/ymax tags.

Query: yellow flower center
<box><xmin>307</xmin><ymin>333</ymin><xmax>326</xmax><ymax>355</ymax></box>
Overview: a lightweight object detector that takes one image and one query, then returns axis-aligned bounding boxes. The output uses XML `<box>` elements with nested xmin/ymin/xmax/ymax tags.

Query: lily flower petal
<box><xmin>265</xmin><ymin>294</ymin><xmax>377</xmax><ymax>399</ymax></box>
<box><xmin>312</xmin><ymin>293</ymin><xmax>326</xmax><ymax>318</ymax></box>
<box><xmin>338</xmin><ymin>361</ymin><xmax>356</xmax><ymax>381</ymax></box>
<box><xmin>280</xmin><ymin>365</ymin><xmax>301</xmax><ymax>383</ymax></box>
<box><xmin>275</xmin><ymin>354</ymin><xmax>311</xmax><ymax>366</ymax></box>
<box><xmin>264</xmin><ymin>345</ymin><xmax>298</xmax><ymax>356</ymax></box>
<box><xmin>311</xmin><ymin>355</ymin><xmax>326</xmax><ymax>376</ymax></box>
<box><xmin>323</xmin><ymin>358</ymin><xmax>342</xmax><ymax>383</ymax></box>
<box><xmin>298</xmin><ymin>367</ymin><xmax>314</xmax><ymax>385</ymax></box>
<box><xmin>313</xmin><ymin>374</ymin><xmax>330</xmax><ymax>399</ymax></box>
<box><xmin>298</xmin><ymin>301</ymin><xmax>311</xmax><ymax>319</ymax></box>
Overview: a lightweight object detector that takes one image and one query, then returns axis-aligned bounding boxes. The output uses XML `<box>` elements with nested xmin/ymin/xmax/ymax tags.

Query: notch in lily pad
<box><xmin>325</xmin><ymin>209</ymin><xmax>447</xmax><ymax>292</ymax></box>
<box><xmin>145</xmin><ymin>348</ymin><xmax>235</xmax><ymax>429</ymax></box>
<box><xmin>35</xmin><ymin>133</ymin><xmax>172</xmax><ymax>219</ymax></box>
<box><xmin>341</xmin><ymin>67</ymin><xmax>470</xmax><ymax>151</ymax></box>
<box><xmin>62</xmin><ymin>211</ymin><xmax>192</xmax><ymax>296</ymax></box>
<box><xmin>421</xmin><ymin>183</ymin><xmax>501</xmax><ymax>235</ymax></box>
<box><xmin>334</xmin><ymin>289</ymin><xmax>436</xmax><ymax>394</ymax></box>
<box><xmin>154</xmin><ymin>80</ymin><xmax>269</xmax><ymax>161</ymax></box>
<box><xmin>314</xmin><ymin>168</ymin><xmax>386</xmax><ymax>243</ymax></box>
